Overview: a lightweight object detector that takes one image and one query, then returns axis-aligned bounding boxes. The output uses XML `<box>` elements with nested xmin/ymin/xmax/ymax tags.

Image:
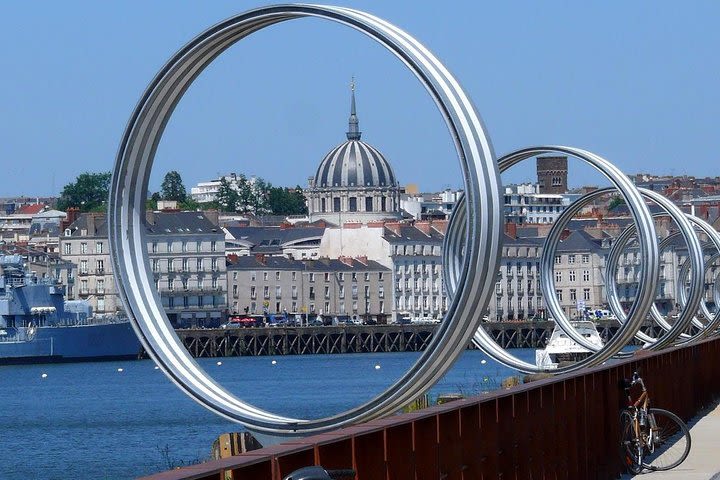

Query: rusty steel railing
<box><xmin>139</xmin><ymin>337</ymin><xmax>720</xmax><ymax>480</ymax></box>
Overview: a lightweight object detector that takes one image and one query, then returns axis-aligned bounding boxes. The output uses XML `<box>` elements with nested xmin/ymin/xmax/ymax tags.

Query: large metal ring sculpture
<box><xmin>108</xmin><ymin>4</ymin><xmax>502</xmax><ymax>435</ymax></box>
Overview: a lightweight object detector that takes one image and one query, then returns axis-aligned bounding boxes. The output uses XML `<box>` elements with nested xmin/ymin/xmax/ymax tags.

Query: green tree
<box><xmin>56</xmin><ymin>171</ymin><xmax>112</xmax><ymax>212</ymax></box>
<box><xmin>268</xmin><ymin>186</ymin><xmax>308</xmax><ymax>215</ymax></box>
<box><xmin>608</xmin><ymin>195</ymin><xmax>625</xmax><ymax>211</ymax></box>
<box><xmin>215</xmin><ymin>177</ymin><xmax>239</xmax><ymax>212</ymax></box>
<box><xmin>160</xmin><ymin>171</ymin><xmax>187</xmax><ymax>202</ymax></box>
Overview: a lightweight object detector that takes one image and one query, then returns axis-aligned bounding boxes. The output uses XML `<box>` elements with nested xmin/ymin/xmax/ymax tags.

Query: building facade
<box><xmin>227</xmin><ymin>255</ymin><xmax>392</xmax><ymax>322</ymax></box>
<box><xmin>60</xmin><ymin>211</ymin><xmax>227</xmax><ymax>327</ymax></box>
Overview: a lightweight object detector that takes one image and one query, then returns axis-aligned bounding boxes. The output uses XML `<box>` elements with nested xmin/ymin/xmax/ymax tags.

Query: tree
<box><xmin>56</xmin><ymin>171</ymin><xmax>112</xmax><ymax>212</ymax></box>
<box><xmin>215</xmin><ymin>177</ymin><xmax>239</xmax><ymax>212</ymax></box>
<box><xmin>160</xmin><ymin>171</ymin><xmax>187</xmax><ymax>202</ymax></box>
<box><xmin>268</xmin><ymin>186</ymin><xmax>308</xmax><ymax>215</ymax></box>
<box><xmin>608</xmin><ymin>195</ymin><xmax>625</xmax><ymax>211</ymax></box>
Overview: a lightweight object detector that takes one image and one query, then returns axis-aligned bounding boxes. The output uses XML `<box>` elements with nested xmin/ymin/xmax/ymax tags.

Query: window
<box><xmin>168</xmin><ymin>259</ymin><xmax>175</xmax><ymax>272</ymax></box>
<box><xmin>554</xmin><ymin>255</ymin><xmax>562</xmax><ymax>265</ymax></box>
<box><xmin>96</xmin><ymin>260</ymin><xmax>104</xmax><ymax>274</ymax></box>
<box><xmin>151</xmin><ymin>242</ymin><xmax>158</xmax><ymax>253</ymax></box>
<box><xmin>276</xmin><ymin>286</ymin><xmax>282</xmax><ymax>298</ymax></box>
<box><xmin>195</xmin><ymin>258</ymin><xmax>202</xmax><ymax>272</ymax></box>
<box><xmin>583</xmin><ymin>288</ymin><xmax>590</xmax><ymax>301</ymax></box>
<box><xmin>352</xmin><ymin>301</ymin><xmax>358</xmax><ymax>312</ymax></box>
<box><xmin>80</xmin><ymin>260</ymin><xmax>88</xmax><ymax>274</ymax></box>
<box><xmin>250</xmin><ymin>286</ymin><xmax>256</xmax><ymax>299</ymax></box>
<box><xmin>309</xmin><ymin>287</ymin><xmax>315</xmax><ymax>300</ymax></box>
<box><xmin>198</xmin><ymin>278</ymin><xmax>204</xmax><ymax>290</ymax></box>
<box><xmin>570</xmin><ymin>289</ymin><xmax>577</xmax><ymax>301</ymax></box>
<box><xmin>379</xmin><ymin>300</ymin><xmax>385</xmax><ymax>313</ymax></box>
<box><xmin>196</xmin><ymin>242</ymin><xmax>201</xmax><ymax>252</ymax></box>
<box><xmin>324</xmin><ymin>272</ymin><xmax>330</xmax><ymax>282</ymax></box>
<box><xmin>80</xmin><ymin>242</ymin><xmax>87</xmax><ymax>254</ymax></box>
<box><xmin>211</xmin><ymin>241</ymin><xmax>217</xmax><ymax>252</ymax></box>
<box><xmin>339</xmin><ymin>286</ymin><xmax>345</xmax><ymax>299</ymax></box>
<box><xmin>364</xmin><ymin>285</ymin><xmax>370</xmax><ymax>298</ymax></box>
<box><xmin>556</xmin><ymin>289</ymin><xmax>563</xmax><ymax>301</ymax></box>
<box><xmin>211</xmin><ymin>258</ymin><xmax>218</xmax><ymax>271</ymax></box>
<box><xmin>168</xmin><ymin>242</ymin><xmax>173</xmax><ymax>253</ymax></box>
<box><xmin>583</xmin><ymin>270</ymin><xmax>590</xmax><ymax>282</ymax></box>
<box><xmin>324</xmin><ymin>301</ymin><xmax>330</xmax><ymax>313</ymax></box>
<box><xmin>309</xmin><ymin>273</ymin><xmax>315</xmax><ymax>282</ymax></box>
<box><xmin>292</xmin><ymin>286</ymin><xmax>298</xmax><ymax>299</ymax></box>
<box><xmin>379</xmin><ymin>285</ymin><xmax>384</xmax><ymax>298</ymax></box>
<box><xmin>568</xmin><ymin>255</ymin><xmax>576</xmax><ymax>264</ymax></box>
<box><xmin>80</xmin><ymin>279</ymin><xmax>88</xmax><ymax>294</ymax></box>
<box><xmin>292</xmin><ymin>271</ymin><xmax>297</xmax><ymax>281</ymax></box>
<box><xmin>63</xmin><ymin>243</ymin><xmax>71</xmax><ymax>255</ymax></box>
<box><xmin>569</xmin><ymin>270</ymin><xmax>576</xmax><ymax>282</ymax></box>
<box><xmin>582</xmin><ymin>254</ymin><xmax>589</xmax><ymax>264</ymax></box>
<box><xmin>352</xmin><ymin>272</ymin><xmax>357</xmax><ymax>282</ymax></box>
<box><xmin>250</xmin><ymin>271</ymin><xmax>256</xmax><ymax>281</ymax></box>
<box><xmin>232</xmin><ymin>285</ymin><xmax>238</xmax><ymax>296</ymax></box>
<box><xmin>152</xmin><ymin>259</ymin><xmax>159</xmax><ymax>273</ymax></box>
<box><xmin>321</xmin><ymin>198</ymin><xmax>326</xmax><ymax>212</ymax></box>
<box><xmin>168</xmin><ymin>278</ymin><xmax>174</xmax><ymax>291</ymax></box>
<box><xmin>324</xmin><ymin>286</ymin><xmax>330</xmax><ymax>299</ymax></box>
<box><xmin>349</xmin><ymin>197</ymin><xmax>357</xmax><ymax>212</ymax></box>
<box><xmin>182</xmin><ymin>241</ymin><xmax>187</xmax><ymax>253</ymax></box>
<box><xmin>352</xmin><ymin>285</ymin><xmax>358</xmax><ymax>298</ymax></box>
<box><xmin>338</xmin><ymin>273</ymin><xmax>344</xmax><ymax>281</ymax></box>
<box><xmin>333</xmin><ymin>197</ymin><xmax>341</xmax><ymax>212</ymax></box>
<box><xmin>555</xmin><ymin>271</ymin><xmax>562</xmax><ymax>283</ymax></box>
<box><xmin>364</xmin><ymin>272</ymin><xmax>370</xmax><ymax>281</ymax></box>
<box><xmin>212</xmin><ymin>277</ymin><xmax>218</xmax><ymax>289</ymax></box>
<box><xmin>182</xmin><ymin>258</ymin><xmax>189</xmax><ymax>272</ymax></box>
<box><xmin>97</xmin><ymin>279</ymin><xmax>105</xmax><ymax>294</ymax></box>
<box><xmin>378</xmin><ymin>272</ymin><xmax>384</xmax><ymax>281</ymax></box>
<box><xmin>97</xmin><ymin>297</ymin><xmax>105</xmax><ymax>312</ymax></box>
<box><xmin>365</xmin><ymin>197</ymin><xmax>373</xmax><ymax>212</ymax></box>
<box><xmin>182</xmin><ymin>278</ymin><xmax>188</xmax><ymax>291</ymax></box>
<box><xmin>263</xmin><ymin>286</ymin><xmax>270</xmax><ymax>299</ymax></box>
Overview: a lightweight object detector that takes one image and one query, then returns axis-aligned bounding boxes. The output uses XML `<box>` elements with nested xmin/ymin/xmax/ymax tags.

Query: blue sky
<box><xmin>1</xmin><ymin>1</ymin><xmax>718</xmax><ymax>197</ymax></box>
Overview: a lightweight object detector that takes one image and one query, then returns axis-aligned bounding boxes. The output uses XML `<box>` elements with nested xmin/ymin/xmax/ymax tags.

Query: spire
<box><xmin>346</xmin><ymin>77</ymin><xmax>361</xmax><ymax>141</ymax></box>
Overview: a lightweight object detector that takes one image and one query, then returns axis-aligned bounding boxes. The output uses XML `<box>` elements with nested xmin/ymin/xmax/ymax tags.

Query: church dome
<box><xmin>313</xmin><ymin>84</ymin><xmax>397</xmax><ymax>189</ymax></box>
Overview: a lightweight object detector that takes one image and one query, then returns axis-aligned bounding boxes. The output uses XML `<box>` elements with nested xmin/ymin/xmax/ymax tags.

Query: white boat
<box><xmin>535</xmin><ymin>320</ymin><xmax>604</xmax><ymax>369</ymax></box>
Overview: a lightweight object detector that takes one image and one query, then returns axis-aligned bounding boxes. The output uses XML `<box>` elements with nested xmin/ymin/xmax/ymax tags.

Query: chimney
<box><xmin>204</xmin><ymin>209</ymin><xmax>220</xmax><ymax>227</ymax></box>
<box><xmin>560</xmin><ymin>228</ymin><xmax>571</xmax><ymax>241</ymax></box>
<box><xmin>254</xmin><ymin>254</ymin><xmax>266</xmax><ymax>265</ymax></box>
<box><xmin>87</xmin><ymin>214</ymin><xmax>96</xmax><ymax>236</ymax></box>
<box><xmin>504</xmin><ymin>222</ymin><xmax>517</xmax><ymax>239</ymax></box>
<box><xmin>385</xmin><ymin>222</ymin><xmax>401</xmax><ymax>236</ymax></box>
<box><xmin>356</xmin><ymin>255</ymin><xmax>368</xmax><ymax>265</ymax></box>
<box><xmin>339</xmin><ymin>256</ymin><xmax>353</xmax><ymax>267</ymax></box>
<box><xmin>415</xmin><ymin>221</ymin><xmax>431</xmax><ymax>236</ymax></box>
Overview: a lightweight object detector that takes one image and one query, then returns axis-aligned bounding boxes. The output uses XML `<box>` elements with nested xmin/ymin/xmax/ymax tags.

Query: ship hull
<box><xmin>0</xmin><ymin>321</ymin><xmax>141</xmax><ymax>365</ymax></box>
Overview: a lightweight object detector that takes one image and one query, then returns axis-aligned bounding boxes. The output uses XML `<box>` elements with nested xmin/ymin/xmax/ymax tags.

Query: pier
<box><xmin>140</xmin><ymin>333</ymin><xmax>720</xmax><ymax>480</ymax></box>
<box><xmin>173</xmin><ymin>319</ymin><xmax>657</xmax><ymax>358</ymax></box>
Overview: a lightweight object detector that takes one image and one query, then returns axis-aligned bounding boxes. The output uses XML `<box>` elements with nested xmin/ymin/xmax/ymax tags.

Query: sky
<box><xmin>1</xmin><ymin>1</ymin><xmax>719</xmax><ymax>198</ymax></box>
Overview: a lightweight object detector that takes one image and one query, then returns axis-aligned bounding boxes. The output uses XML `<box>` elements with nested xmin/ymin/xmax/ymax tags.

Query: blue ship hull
<box><xmin>0</xmin><ymin>321</ymin><xmax>141</xmax><ymax>365</ymax></box>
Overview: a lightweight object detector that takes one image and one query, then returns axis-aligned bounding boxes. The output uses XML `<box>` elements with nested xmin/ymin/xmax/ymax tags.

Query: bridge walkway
<box><xmin>622</xmin><ymin>401</ymin><xmax>720</xmax><ymax>480</ymax></box>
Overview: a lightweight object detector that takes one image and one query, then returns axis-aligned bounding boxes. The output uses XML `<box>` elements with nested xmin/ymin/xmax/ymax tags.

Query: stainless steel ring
<box><xmin>443</xmin><ymin>147</ymin><xmax>658</xmax><ymax>373</ymax></box>
<box><xmin>600</xmin><ymin>189</ymin><xmax>704</xmax><ymax>349</ymax></box>
<box><xmin>108</xmin><ymin>4</ymin><xmax>502</xmax><ymax>435</ymax></box>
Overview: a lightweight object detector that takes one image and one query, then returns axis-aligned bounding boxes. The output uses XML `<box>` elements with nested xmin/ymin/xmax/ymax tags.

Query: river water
<box><xmin>0</xmin><ymin>349</ymin><xmax>535</xmax><ymax>479</ymax></box>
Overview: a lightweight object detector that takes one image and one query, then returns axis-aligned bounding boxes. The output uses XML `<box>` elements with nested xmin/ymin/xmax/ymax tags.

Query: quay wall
<box><xmin>140</xmin><ymin>337</ymin><xmax>720</xmax><ymax>480</ymax></box>
<box><xmin>173</xmin><ymin>319</ymin><xmax>658</xmax><ymax>357</ymax></box>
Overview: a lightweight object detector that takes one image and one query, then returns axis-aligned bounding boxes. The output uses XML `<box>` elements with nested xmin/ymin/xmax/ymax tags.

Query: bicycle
<box><xmin>283</xmin><ymin>466</ymin><xmax>356</xmax><ymax>480</ymax></box>
<box><xmin>620</xmin><ymin>371</ymin><xmax>691</xmax><ymax>473</ymax></box>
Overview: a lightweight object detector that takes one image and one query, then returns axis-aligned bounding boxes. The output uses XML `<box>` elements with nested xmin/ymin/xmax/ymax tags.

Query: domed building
<box><xmin>306</xmin><ymin>83</ymin><xmax>402</xmax><ymax>225</ymax></box>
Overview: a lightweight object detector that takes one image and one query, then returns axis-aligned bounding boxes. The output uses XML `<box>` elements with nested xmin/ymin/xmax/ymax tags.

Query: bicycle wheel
<box><xmin>620</xmin><ymin>410</ymin><xmax>643</xmax><ymax>474</ymax></box>
<box><xmin>642</xmin><ymin>408</ymin><xmax>691</xmax><ymax>471</ymax></box>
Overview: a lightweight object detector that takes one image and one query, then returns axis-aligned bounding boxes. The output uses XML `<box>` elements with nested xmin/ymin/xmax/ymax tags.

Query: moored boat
<box><xmin>0</xmin><ymin>255</ymin><xmax>140</xmax><ymax>364</ymax></box>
